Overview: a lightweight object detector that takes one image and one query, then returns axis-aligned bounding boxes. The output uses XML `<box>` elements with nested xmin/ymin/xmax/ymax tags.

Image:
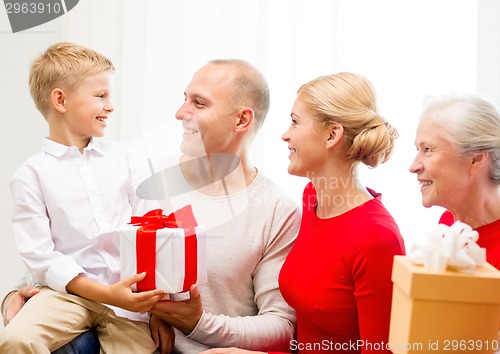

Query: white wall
<box><xmin>123</xmin><ymin>0</ymin><xmax>498</xmax><ymax>248</ymax></box>
<box><xmin>477</xmin><ymin>0</ymin><xmax>500</xmax><ymax>105</ymax></box>
<box><xmin>0</xmin><ymin>6</ymin><xmax>59</xmax><ymax>320</ymax></box>
<box><xmin>334</xmin><ymin>0</ymin><xmax>479</xmax><ymax>246</ymax></box>
<box><xmin>0</xmin><ymin>0</ymin><xmax>125</xmax><ymax>327</ymax></box>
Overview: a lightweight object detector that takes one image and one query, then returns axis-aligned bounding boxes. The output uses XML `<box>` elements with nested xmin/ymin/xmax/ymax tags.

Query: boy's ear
<box><xmin>51</xmin><ymin>88</ymin><xmax>67</xmax><ymax>113</ymax></box>
<box><xmin>235</xmin><ymin>106</ymin><xmax>254</xmax><ymax>132</ymax></box>
<box><xmin>325</xmin><ymin>124</ymin><xmax>344</xmax><ymax>149</ymax></box>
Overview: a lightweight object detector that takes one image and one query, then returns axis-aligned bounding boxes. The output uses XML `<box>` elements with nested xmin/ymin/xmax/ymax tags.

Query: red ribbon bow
<box><xmin>129</xmin><ymin>205</ymin><xmax>199</xmax><ymax>292</ymax></box>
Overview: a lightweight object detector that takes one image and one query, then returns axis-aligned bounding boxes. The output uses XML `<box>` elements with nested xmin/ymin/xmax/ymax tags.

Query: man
<box><xmin>146</xmin><ymin>59</ymin><xmax>299</xmax><ymax>353</ymax></box>
<box><xmin>2</xmin><ymin>59</ymin><xmax>300</xmax><ymax>353</ymax></box>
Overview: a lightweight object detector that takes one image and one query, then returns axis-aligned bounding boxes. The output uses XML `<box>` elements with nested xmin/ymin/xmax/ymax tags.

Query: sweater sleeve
<box><xmin>186</xmin><ymin>204</ymin><xmax>300</xmax><ymax>352</ymax></box>
<box><xmin>352</xmin><ymin>223</ymin><xmax>405</xmax><ymax>353</ymax></box>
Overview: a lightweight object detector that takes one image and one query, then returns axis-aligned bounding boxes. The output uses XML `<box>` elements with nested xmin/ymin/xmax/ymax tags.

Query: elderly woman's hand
<box><xmin>199</xmin><ymin>348</ymin><xmax>266</xmax><ymax>354</ymax></box>
<box><xmin>150</xmin><ymin>314</ymin><xmax>175</xmax><ymax>354</ymax></box>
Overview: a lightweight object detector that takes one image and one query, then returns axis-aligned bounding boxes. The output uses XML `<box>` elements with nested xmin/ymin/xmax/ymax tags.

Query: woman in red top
<box><xmin>409</xmin><ymin>93</ymin><xmax>500</xmax><ymax>268</ymax></box>
<box><xmin>202</xmin><ymin>72</ymin><xmax>405</xmax><ymax>354</ymax></box>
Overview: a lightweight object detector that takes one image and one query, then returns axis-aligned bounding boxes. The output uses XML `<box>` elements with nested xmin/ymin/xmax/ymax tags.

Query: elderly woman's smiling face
<box><xmin>409</xmin><ymin>115</ymin><xmax>475</xmax><ymax>210</ymax></box>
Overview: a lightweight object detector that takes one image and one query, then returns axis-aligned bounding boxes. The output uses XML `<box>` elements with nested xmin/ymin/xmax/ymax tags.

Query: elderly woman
<box><xmin>409</xmin><ymin>93</ymin><xmax>500</xmax><ymax>268</ymax></box>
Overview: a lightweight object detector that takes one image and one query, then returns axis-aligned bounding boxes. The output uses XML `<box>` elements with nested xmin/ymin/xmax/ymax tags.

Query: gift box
<box><xmin>120</xmin><ymin>205</ymin><xmax>207</xmax><ymax>294</ymax></box>
<box><xmin>389</xmin><ymin>256</ymin><xmax>500</xmax><ymax>354</ymax></box>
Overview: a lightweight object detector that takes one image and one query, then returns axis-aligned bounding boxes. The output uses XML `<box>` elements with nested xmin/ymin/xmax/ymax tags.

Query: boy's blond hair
<box><xmin>29</xmin><ymin>42</ymin><xmax>115</xmax><ymax>115</ymax></box>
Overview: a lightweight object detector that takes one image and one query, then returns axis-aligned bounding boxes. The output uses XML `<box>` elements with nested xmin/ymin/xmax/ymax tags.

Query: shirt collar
<box><xmin>41</xmin><ymin>137</ymin><xmax>105</xmax><ymax>157</ymax></box>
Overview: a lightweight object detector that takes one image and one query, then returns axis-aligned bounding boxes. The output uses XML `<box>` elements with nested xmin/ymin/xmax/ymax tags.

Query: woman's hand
<box><xmin>150</xmin><ymin>314</ymin><xmax>175</xmax><ymax>354</ymax></box>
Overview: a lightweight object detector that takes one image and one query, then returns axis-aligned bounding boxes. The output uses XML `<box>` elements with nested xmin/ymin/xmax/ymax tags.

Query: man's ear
<box><xmin>235</xmin><ymin>107</ymin><xmax>254</xmax><ymax>132</ymax></box>
<box><xmin>325</xmin><ymin>124</ymin><xmax>344</xmax><ymax>150</ymax></box>
<box><xmin>51</xmin><ymin>88</ymin><xmax>67</xmax><ymax>113</ymax></box>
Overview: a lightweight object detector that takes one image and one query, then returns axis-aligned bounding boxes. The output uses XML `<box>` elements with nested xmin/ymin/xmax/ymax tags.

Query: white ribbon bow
<box><xmin>409</xmin><ymin>221</ymin><xmax>486</xmax><ymax>272</ymax></box>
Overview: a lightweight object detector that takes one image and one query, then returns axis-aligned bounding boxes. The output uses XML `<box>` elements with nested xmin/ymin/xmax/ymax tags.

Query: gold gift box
<box><xmin>389</xmin><ymin>256</ymin><xmax>500</xmax><ymax>354</ymax></box>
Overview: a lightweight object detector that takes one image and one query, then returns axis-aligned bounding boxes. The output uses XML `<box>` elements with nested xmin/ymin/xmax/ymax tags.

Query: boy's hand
<box><xmin>66</xmin><ymin>272</ymin><xmax>164</xmax><ymax>313</ymax></box>
<box><xmin>149</xmin><ymin>284</ymin><xmax>203</xmax><ymax>334</ymax></box>
<box><xmin>106</xmin><ymin>272</ymin><xmax>165</xmax><ymax>312</ymax></box>
<box><xmin>2</xmin><ymin>286</ymin><xmax>40</xmax><ymax>326</ymax></box>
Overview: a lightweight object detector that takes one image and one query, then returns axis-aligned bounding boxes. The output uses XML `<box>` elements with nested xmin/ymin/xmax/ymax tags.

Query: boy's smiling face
<box><xmin>64</xmin><ymin>70</ymin><xmax>114</xmax><ymax>137</ymax></box>
<box><xmin>50</xmin><ymin>70</ymin><xmax>114</xmax><ymax>150</ymax></box>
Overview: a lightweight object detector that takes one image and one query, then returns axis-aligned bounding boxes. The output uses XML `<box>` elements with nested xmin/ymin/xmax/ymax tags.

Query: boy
<box><xmin>0</xmin><ymin>42</ymin><xmax>164</xmax><ymax>353</ymax></box>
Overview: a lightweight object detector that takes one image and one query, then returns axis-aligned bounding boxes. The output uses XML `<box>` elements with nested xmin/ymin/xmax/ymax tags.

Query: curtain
<box><xmin>61</xmin><ymin>0</ymin><xmax>499</xmax><ymax>249</ymax></box>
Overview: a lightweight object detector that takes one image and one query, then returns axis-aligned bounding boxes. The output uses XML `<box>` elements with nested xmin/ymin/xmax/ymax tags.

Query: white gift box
<box><xmin>120</xmin><ymin>224</ymin><xmax>207</xmax><ymax>293</ymax></box>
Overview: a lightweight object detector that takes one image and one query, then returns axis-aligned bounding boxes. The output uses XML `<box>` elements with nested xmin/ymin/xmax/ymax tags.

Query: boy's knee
<box><xmin>0</xmin><ymin>324</ymin><xmax>43</xmax><ymax>351</ymax></box>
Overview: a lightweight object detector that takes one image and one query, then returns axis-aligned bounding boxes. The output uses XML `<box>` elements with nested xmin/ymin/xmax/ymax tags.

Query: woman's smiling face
<box><xmin>409</xmin><ymin>115</ymin><xmax>473</xmax><ymax>209</ymax></box>
<box><xmin>282</xmin><ymin>97</ymin><xmax>329</xmax><ymax>178</ymax></box>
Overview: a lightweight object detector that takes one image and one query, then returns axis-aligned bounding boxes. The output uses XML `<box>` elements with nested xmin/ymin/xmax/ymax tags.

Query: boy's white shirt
<box><xmin>10</xmin><ymin>137</ymin><xmax>157</xmax><ymax>322</ymax></box>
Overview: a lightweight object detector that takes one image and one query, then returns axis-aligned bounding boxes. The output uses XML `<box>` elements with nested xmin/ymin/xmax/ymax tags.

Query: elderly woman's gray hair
<box><xmin>421</xmin><ymin>93</ymin><xmax>500</xmax><ymax>184</ymax></box>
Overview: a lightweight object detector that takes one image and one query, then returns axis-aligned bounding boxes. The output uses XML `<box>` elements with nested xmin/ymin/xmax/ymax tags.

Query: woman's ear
<box><xmin>51</xmin><ymin>88</ymin><xmax>67</xmax><ymax>114</ymax></box>
<box><xmin>470</xmin><ymin>151</ymin><xmax>489</xmax><ymax>175</ymax></box>
<box><xmin>325</xmin><ymin>124</ymin><xmax>344</xmax><ymax>149</ymax></box>
<box><xmin>235</xmin><ymin>106</ymin><xmax>254</xmax><ymax>132</ymax></box>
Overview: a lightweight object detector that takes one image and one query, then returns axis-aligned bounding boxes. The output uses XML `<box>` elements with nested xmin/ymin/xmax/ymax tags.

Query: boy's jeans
<box><xmin>52</xmin><ymin>329</ymin><xmax>99</xmax><ymax>354</ymax></box>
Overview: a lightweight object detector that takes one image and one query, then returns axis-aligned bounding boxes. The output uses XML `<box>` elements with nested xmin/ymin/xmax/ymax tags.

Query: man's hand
<box><xmin>150</xmin><ymin>314</ymin><xmax>175</xmax><ymax>354</ymax></box>
<box><xmin>2</xmin><ymin>286</ymin><xmax>40</xmax><ymax>326</ymax></box>
<box><xmin>149</xmin><ymin>284</ymin><xmax>203</xmax><ymax>334</ymax></box>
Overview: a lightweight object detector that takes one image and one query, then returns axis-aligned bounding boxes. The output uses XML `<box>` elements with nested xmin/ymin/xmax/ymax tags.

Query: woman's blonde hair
<box><xmin>29</xmin><ymin>42</ymin><xmax>115</xmax><ymax>115</ymax></box>
<box><xmin>297</xmin><ymin>72</ymin><xmax>398</xmax><ymax>168</ymax></box>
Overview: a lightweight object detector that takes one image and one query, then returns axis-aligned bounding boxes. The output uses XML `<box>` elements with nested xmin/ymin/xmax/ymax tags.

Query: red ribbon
<box><xmin>129</xmin><ymin>205</ymin><xmax>199</xmax><ymax>292</ymax></box>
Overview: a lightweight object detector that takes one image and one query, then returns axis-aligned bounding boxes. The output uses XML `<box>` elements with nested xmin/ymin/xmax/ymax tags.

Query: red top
<box><xmin>271</xmin><ymin>183</ymin><xmax>405</xmax><ymax>353</ymax></box>
<box><xmin>439</xmin><ymin>210</ymin><xmax>500</xmax><ymax>269</ymax></box>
